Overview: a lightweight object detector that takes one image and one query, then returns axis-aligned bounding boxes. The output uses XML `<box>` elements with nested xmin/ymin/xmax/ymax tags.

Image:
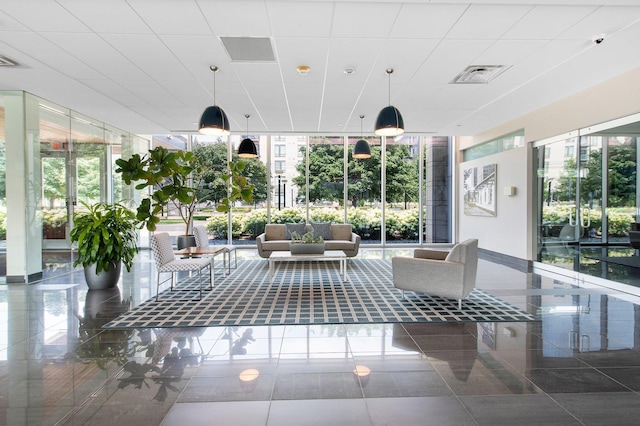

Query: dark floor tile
<box><xmin>525</xmin><ymin>367</ymin><xmax>631</xmax><ymax>393</ymax></box>
<box><xmin>489</xmin><ymin>348</ymin><xmax>589</xmax><ymax>371</ymax></box>
<box><xmin>74</xmin><ymin>403</ymin><xmax>169</xmax><ymax>426</ymax></box>
<box><xmin>164</xmin><ymin>401</ymin><xmax>271</xmax><ymax>426</ymax></box>
<box><xmin>437</xmin><ymin>364</ymin><xmax>542</xmax><ymax>396</ymax></box>
<box><xmin>400</xmin><ymin>322</ymin><xmax>478</xmax><ymax>337</ymax></box>
<box><xmin>367</xmin><ymin>396</ymin><xmax>476</xmax><ymax>426</ymax></box>
<box><xmin>599</xmin><ymin>366</ymin><xmax>640</xmax><ymax>391</ymax></box>
<box><xmin>361</xmin><ymin>371</ymin><xmax>451</xmax><ymax>398</ymax></box>
<box><xmin>460</xmin><ymin>394</ymin><xmax>581</xmax><ymax>425</ymax></box>
<box><xmin>268</xmin><ymin>399</ymin><xmax>371</xmax><ymax>426</ymax></box>
<box><xmin>575</xmin><ymin>349</ymin><xmax>640</xmax><ymax>368</ymax></box>
<box><xmin>551</xmin><ymin>392</ymin><xmax>640</xmax><ymax>425</ymax></box>
<box><xmin>351</xmin><ymin>355</ymin><xmax>435</xmax><ymax>372</ymax></box>
<box><xmin>412</xmin><ymin>334</ymin><xmax>480</xmax><ymax>352</ymax></box>
<box><xmin>272</xmin><ymin>372</ymin><xmax>363</xmax><ymax>400</ymax></box>
<box><xmin>179</xmin><ymin>374</ymin><xmax>275</xmax><ymax>402</ymax></box>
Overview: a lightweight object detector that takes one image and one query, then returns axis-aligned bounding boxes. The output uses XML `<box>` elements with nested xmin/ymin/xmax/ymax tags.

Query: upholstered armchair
<box><xmin>391</xmin><ymin>239</ymin><xmax>479</xmax><ymax>309</ymax></box>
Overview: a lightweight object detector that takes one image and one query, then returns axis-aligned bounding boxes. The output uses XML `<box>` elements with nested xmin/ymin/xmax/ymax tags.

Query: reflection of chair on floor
<box><xmin>193</xmin><ymin>225</ymin><xmax>237</xmax><ymax>275</ymax></box>
<box><xmin>152</xmin><ymin>327</ymin><xmax>206</xmax><ymax>366</ymax></box>
<box><xmin>150</xmin><ymin>232</ymin><xmax>211</xmax><ymax>301</ymax></box>
<box><xmin>391</xmin><ymin>239</ymin><xmax>478</xmax><ymax>309</ymax></box>
<box><xmin>392</xmin><ymin>323</ymin><xmax>477</xmax><ymax>381</ymax></box>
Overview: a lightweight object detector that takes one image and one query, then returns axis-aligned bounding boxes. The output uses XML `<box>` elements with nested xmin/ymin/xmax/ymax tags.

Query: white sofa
<box><xmin>391</xmin><ymin>239</ymin><xmax>478</xmax><ymax>309</ymax></box>
<box><xmin>256</xmin><ymin>223</ymin><xmax>361</xmax><ymax>258</ymax></box>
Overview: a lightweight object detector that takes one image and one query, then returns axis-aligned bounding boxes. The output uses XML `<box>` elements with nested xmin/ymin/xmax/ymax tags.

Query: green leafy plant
<box><xmin>115</xmin><ymin>147</ymin><xmax>254</xmax><ymax>234</ymax></box>
<box><xmin>290</xmin><ymin>229</ymin><xmax>324</xmax><ymax>244</ymax></box>
<box><xmin>70</xmin><ymin>201</ymin><xmax>139</xmax><ymax>274</ymax></box>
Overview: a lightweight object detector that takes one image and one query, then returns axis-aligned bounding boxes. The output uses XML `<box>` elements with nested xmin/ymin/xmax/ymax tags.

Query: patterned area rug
<box><xmin>104</xmin><ymin>259</ymin><xmax>538</xmax><ymax>329</ymax></box>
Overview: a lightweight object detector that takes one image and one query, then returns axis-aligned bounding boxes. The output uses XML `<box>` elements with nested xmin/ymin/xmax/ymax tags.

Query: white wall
<box><xmin>459</xmin><ymin>66</ymin><xmax>640</xmax><ymax>261</ymax></box>
<box><xmin>458</xmin><ymin>147</ymin><xmax>529</xmax><ymax>258</ymax></box>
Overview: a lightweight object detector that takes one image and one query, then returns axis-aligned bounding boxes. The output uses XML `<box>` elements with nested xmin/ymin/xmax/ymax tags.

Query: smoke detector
<box><xmin>450</xmin><ymin>65</ymin><xmax>510</xmax><ymax>84</ymax></box>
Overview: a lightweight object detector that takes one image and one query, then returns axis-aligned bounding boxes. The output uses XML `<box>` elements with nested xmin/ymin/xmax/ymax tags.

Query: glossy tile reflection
<box><xmin>2</xmin><ymin>248</ymin><xmax>640</xmax><ymax>425</ymax></box>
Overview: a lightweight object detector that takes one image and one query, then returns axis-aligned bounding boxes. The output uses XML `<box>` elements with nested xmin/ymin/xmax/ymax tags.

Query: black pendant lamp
<box><xmin>238</xmin><ymin>114</ymin><xmax>258</xmax><ymax>158</ymax></box>
<box><xmin>199</xmin><ymin>66</ymin><xmax>230</xmax><ymax>136</ymax></box>
<box><xmin>374</xmin><ymin>68</ymin><xmax>404</xmax><ymax>137</ymax></box>
<box><xmin>353</xmin><ymin>114</ymin><xmax>371</xmax><ymax>159</ymax></box>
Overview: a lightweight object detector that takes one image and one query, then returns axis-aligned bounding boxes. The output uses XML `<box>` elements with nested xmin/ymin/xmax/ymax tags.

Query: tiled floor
<box><xmin>2</xmin><ymin>248</ymin><xmax>640</xmax><ymax>425</ymax></box>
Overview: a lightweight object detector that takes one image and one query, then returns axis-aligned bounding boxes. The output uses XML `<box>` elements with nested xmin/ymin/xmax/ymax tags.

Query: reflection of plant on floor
<box><xmin>117</xmin><ymin>328</ymin><xmax>204</xmax><ymax>402</ymax></box>
<box><xmin>74</xmin><ymin>298</ymin><xmax>134</xmax><ymax>370</ymax></box>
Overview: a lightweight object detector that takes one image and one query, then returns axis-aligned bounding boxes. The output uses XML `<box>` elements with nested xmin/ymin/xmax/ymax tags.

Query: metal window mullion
<box><xmin>344</xmin><ymin>135</ymin><xmax>348</xmax><ymax>223</ymax></box>
<box><xmin>381</xmin><ymin>136</ymin><xmax>386</xmax><ymax>245</ymax></box>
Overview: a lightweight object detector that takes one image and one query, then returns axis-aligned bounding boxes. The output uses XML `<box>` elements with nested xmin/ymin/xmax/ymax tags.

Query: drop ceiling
<box><xmin>0</xmin><ymin>0</ymin><xmax>639</xmax><ymax>137</ymax></box>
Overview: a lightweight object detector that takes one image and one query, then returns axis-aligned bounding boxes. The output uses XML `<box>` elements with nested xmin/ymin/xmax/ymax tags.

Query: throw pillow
<box><xmin>331</xmin><ymin>224</ymin><xmax>352</xmax><ymax>241</ymax></box>
<box><xmin>285</xmin><ymin>222</ymin><xmax>307</xmax><ymax>240</ymax></box>
<box><xmin>310</xmin><ymin>222</ymin><xmax>332</xmax><ymax>240</ymax></box>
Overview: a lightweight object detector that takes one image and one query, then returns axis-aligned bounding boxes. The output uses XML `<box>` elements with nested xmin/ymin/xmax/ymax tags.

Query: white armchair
<box><xmin>391</xmin><ymin>239</ymin><xmax>479</xmax><ymax>309</ymax></box>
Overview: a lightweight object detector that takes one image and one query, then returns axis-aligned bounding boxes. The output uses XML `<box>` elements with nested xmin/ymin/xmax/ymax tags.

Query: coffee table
<box><xmin>268</xmin><ymin>250</ymin><xmax>348</xmax><ymax>284</ymax></box>
<box><xmin>175</xmin><ymin>245</ymin><xmax>227</xmax><ymax>286</ymax></box>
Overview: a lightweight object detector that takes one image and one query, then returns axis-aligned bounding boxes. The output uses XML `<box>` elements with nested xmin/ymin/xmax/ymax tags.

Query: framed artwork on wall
<box><xmin>463</xmin><ymin>163</ymin><xmax>497</xmax><ymax>216</ymax></box>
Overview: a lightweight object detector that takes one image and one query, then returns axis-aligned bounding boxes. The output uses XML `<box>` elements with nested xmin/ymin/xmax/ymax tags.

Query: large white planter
<box><xmin>290</xmin><ymin>243</ymin><xmax>325</xmax><ymax>255</ymax></box>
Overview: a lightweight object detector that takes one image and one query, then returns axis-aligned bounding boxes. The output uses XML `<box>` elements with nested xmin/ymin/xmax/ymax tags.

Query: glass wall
<box><xmin>0</xmin><ymin>91</ymin><xmax>148</xmax><ymax>281</ymax></box>
<box><xmin>535</xmin><ymin>112</ymin><xmax>640</xmax><ymax>286</ymax></box>
<box><xmin>175</xmin><ymin>133</ymin><xmax>451</xmax><ymax>247</ymax></box>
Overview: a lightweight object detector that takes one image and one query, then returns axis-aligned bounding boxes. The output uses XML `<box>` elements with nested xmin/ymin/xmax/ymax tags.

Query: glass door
<box><xmin>536</xmin><ymin>136</ymin><xmax>581</xmax><ymax>271</ymax></box>
<box><xmin>536</xmin><ymin>113</ymin><xmax>640</xmax><ymax>284</ymax></box>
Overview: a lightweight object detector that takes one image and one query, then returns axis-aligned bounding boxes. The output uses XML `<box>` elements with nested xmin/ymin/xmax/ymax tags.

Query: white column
<box><xmin>5</xmin><ymin>92</ymin><xmax>43</xmax><ymax>282</ymax></box>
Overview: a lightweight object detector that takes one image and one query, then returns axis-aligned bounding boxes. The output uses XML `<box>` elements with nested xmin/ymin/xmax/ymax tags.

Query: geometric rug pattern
<box><xmin>104</xmin><ymin>259</ymin><xmax>538</xmax><ymax>329</ymax></box>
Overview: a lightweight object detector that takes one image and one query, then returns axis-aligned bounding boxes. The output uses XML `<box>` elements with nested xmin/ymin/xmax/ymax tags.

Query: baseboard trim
<box><xmin>478</xmin><ymin>248</ymin><xmax>532</xmax><ymax>273</ymax></box>
<box><xmin>6</xmin><ymin>272</ymin><xmax>43</xmax><ymax>284</ymax></box>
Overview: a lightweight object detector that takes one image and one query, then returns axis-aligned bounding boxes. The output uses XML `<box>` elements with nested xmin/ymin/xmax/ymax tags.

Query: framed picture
<box><xmin>463</xmin><ymin>163</ymin><xmax>497</xmax><ymax>216</ymax></box>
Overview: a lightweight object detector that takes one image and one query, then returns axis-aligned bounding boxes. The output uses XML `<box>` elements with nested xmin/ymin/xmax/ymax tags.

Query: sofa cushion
<box><xmin>265</xmin><ymin>224</ymin><xmax>286</xmax><ymax>241</ymax></box>
<box><xmin>325</xmin><ymin>240</ymin><xmax>354</xmax><ymax>251</ymax></box>
<box><xmin>310</xmin><ymin>222</ymin><xmax>332</xmax><ymax>240</ymax></box>
<box><xmin>285</xmin><ymin>222</ymin><xmax>307</xmax><ymax>240</ymax></box>
<box><xmin>261</xmin><ymin>240</ymin><xmax>291</xmax><ymax>252</ymax></box>
<box><xmin>331</xmin><ymin>224</ymin><xmax>352</xmax><ymax>241</ymax></box>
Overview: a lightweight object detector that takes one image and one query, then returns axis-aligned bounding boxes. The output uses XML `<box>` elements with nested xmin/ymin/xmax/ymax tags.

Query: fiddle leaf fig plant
<box><xmin>115</xmin><ymin>146</ymin><xmax>255</xmax><ymax>233</ymax></box>
<box><xmin>70</xmin><ymin>201</ymin><xmax>139</xmax><ymax>274</ymax></box>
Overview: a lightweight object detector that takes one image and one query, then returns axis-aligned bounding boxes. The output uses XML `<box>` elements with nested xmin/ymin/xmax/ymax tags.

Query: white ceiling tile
<box><xmin>101</xmin><ymin>34</ymin><xmax>193</xmax><ymax>81</ymax></box>
<box><xmin>198</xmin><ymin>0</ymin><xmax>271</xmax><ymax>36</ymax></box>
<box><xmin>44</xmin><ymin>32</ymin><xmax>148</xmax><ymax>80</ymax></box>
<box><xmin>57</xmin><ymin>0</ymin><xmax>152</xmax><ymax>34</ymax></box>
<box><xmin>331</xmin><ymin>2</ymin><xmax>401</xmax><ymax>38</ymax></box>
<box><xmin>472</xmin><ymin>39</ymin><xmax>548</xmax><ymax>65</ymax></box>
<box><xmin>0</xmin><ymin>0</ymin><xmax>89</xmax><ymax>32</ymax></box>
<box><xmin>503</xmin><ymin>5</ymin><xmax>597</xmax><ymax>39</ymax></box>
<box><xmin>447</xmin><ymin>4</ymin><xmax>533</xmax><ymax>39</ymax></box>
<box><xmin>391</xmin><ymin>3</ymin><xmax>468</xmax><ymax>38</ymax></box>
<box><xmin>268</xmin><ymin>1</ymin><xmax>334</xmax><ymax>37</ymax></box>
<box><xmin>560</xmin><ymin>5</ymin><xmax>640</xmax><ymax>41</ymax></box>
<box><xmin>128</xmin><ymin>0</ymin><xmax>211</xmax><ymax>35</ymax></box>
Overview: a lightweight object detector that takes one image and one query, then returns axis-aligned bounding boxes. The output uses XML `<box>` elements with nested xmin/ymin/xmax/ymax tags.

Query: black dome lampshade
<box><xmin>374</xmin><ymin>68</ymin><xmax>405</xmax><ymax>137</ymax></box>
<box><xmin>353</xmin><ymin>115</ymin><xmax>371</xmax><ymax>159</ymax></box>
<box><xmin>238</xmin><ymin>114</ymin><xmax>258</xmax><ymax>158</ymax></box>
<box><xmin>199</xmin><ymin>66</ymin><xmax>231</xmax><ymax>136</ymax></box>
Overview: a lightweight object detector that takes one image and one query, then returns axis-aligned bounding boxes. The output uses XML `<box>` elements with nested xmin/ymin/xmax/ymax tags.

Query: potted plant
<box><xmin>115</xmin><ymin>146</ymin><xmax>254</xmax><ymax>249</ymax></box>
<box><xmin>70</xmin><ymin>201</ymin><xmax>139</xmax><ymax>289</ymax></box>
<box><xmin>289</xmin><ymin>229</ymin><xmax>325</xmax><ymax>254</ymax></box>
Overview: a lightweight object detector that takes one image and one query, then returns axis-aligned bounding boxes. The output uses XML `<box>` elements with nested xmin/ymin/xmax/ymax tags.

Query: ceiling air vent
<box><xmin>0</xmin><ymin>55</ymin><xmax>19</xmax><ymax>66</ymax></box>
<box><xmin>450</xmin><ymin>65</ymin><xmax>510</xmax><ymax>84</ymax></box>
<box><xmin>220</xmin><ymin>37</ymin><xmax>275</xmax><ymax>62</ymax></box>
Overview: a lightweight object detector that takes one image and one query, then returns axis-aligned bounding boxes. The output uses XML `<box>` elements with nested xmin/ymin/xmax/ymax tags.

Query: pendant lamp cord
<box><xmin>360</xmin><ymin>114</ymin><xmax>364</xmax><ymax>137</ymax></box>
<box><xmin>245</xmin><ymin>114</ymin><xmax>250</xmax><ymax>137</ymax></box>
<box><xmin>210</xmin><ymin>65</ymin><xmax>219</xmax><ymax>105</ymax></box>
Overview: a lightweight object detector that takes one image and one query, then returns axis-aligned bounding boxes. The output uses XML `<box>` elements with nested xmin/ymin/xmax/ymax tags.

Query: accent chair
<box><xmin>391</xmin><ymin>239</ymin><xmax>479</xmax><ymax>309</ymax></box>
